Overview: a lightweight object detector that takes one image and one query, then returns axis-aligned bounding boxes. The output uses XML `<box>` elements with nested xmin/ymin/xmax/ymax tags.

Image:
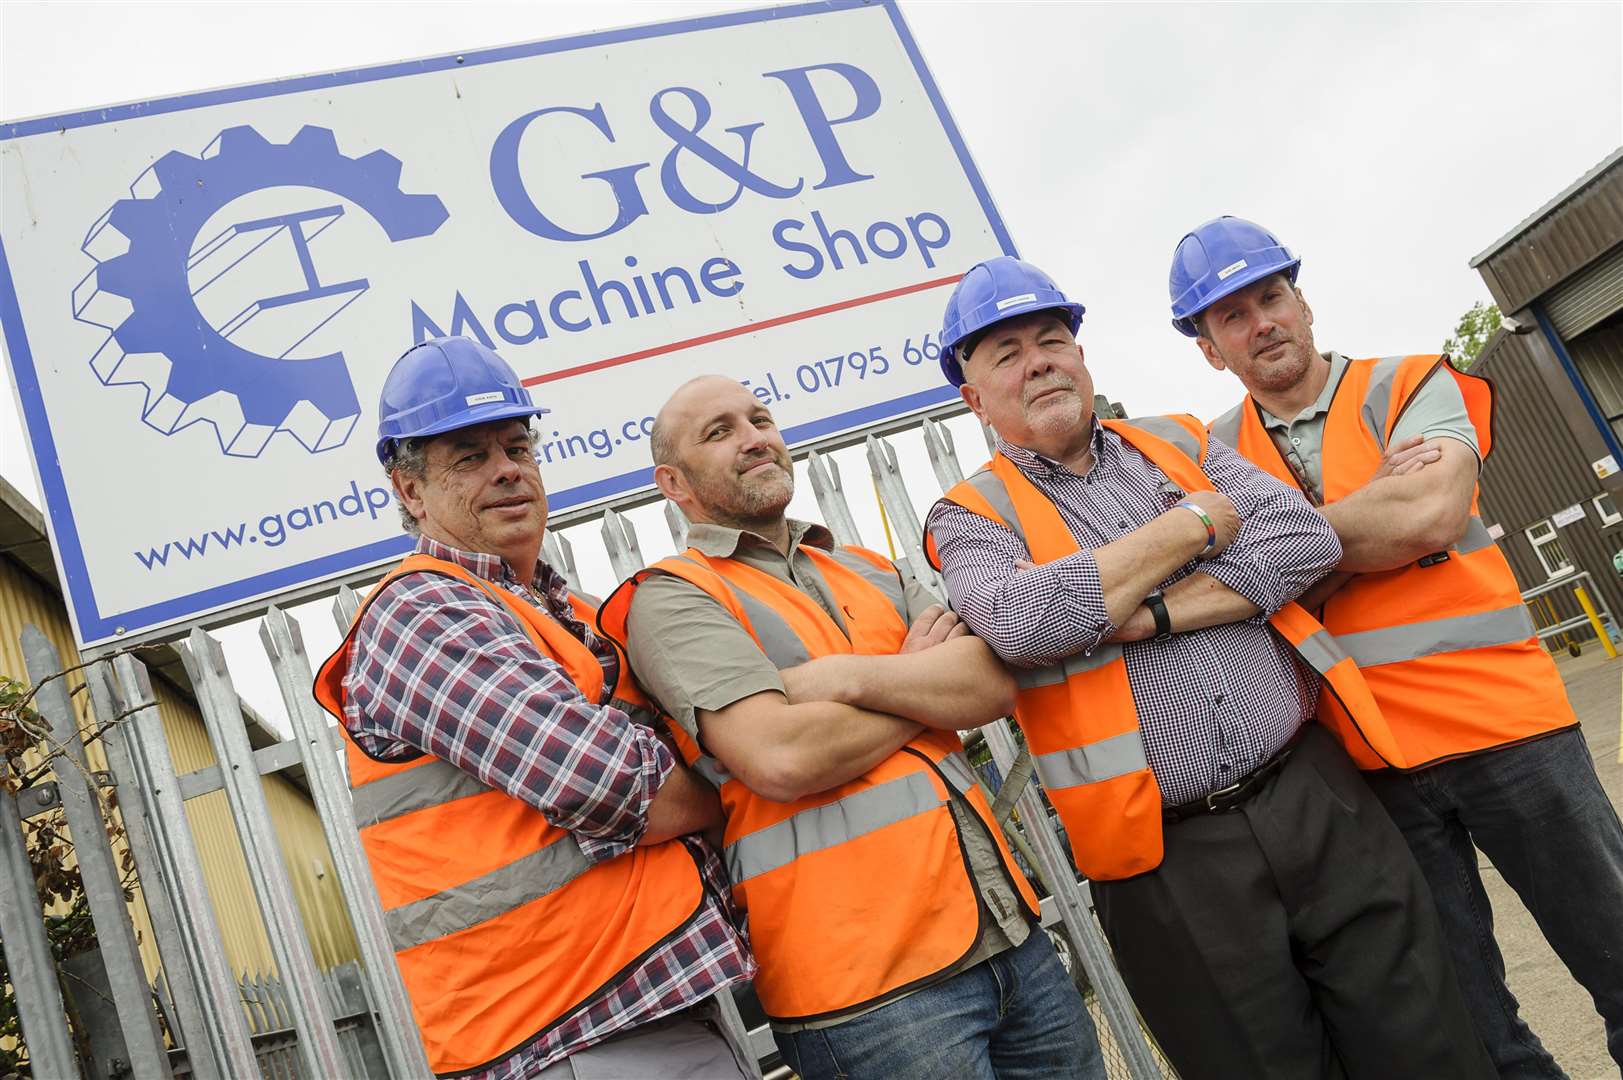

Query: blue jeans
<box><xmin>773</xmin><ymin>928</ymin><xmax>1105</xmax><ymax>1080</ymax></box>
<box><xmin>1365</xmin><ymin>728</ymin><xmax>1623</xmax><ymax>1078</ymax></box>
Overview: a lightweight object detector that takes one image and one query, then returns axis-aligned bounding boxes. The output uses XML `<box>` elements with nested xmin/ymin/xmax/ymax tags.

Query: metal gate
<box><xmin>1</xmin><ymin>415</ymin><xmax>1168</xmax><ymax>1079</ymax></box>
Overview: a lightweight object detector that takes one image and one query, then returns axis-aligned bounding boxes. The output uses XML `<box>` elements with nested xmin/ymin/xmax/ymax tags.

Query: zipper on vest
<box><xmin>764</xmin><ymin>748</ymin><xmax>990</xmax><ymax>1026</ymax></box>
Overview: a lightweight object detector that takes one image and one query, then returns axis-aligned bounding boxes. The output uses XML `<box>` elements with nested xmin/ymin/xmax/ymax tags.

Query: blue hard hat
<box><xmin>939</xmin><ymin>257</ymin><xmax>1085</xmax><ymax>387</ymax></box>
<box><xmin>375</xmin><ymin>336</ymin><xmax>548</xmax><ymax>464</ymax></box>
<box><xmin>1168</xmin><ymin>216</ymin><xmax>1300</xmax><ymax>337</ymax></box>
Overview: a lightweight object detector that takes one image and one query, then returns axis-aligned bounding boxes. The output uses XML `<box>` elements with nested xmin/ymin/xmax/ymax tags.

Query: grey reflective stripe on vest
<box><xmin>724</xmin><ymin>772</ymin><xmax>943</xmax><ymax>885</ymax></box>
<box><xmin>963</xmin><ymin>469</ymin><xmax>1025</xmax><ymax>543</ymax></box>
<box><xmin>934</xmin><ymin>750</ymin><xmax>980</xmax><ymax>796</ymax></box>
<box><xmin>1337</xmin><ymin>604</ymin><xmax>1536</xmax><ymax>669</ymax></box>
<box><xmin>1209</xmin><ymin>405</ymin><xmax>1244</xmax><ymax>449</ymax></box>
<box><xmin>826</xmin><ymin>548</ymin><xmax>908</xmax><ymax>624</ymax></box>
<box><xmin>1454</xmin><ymin>516</ymin><xmax>1495</xmax><ymax>556</ymax></box>
<box><xmin>1293</xmin><ymin>629</ymin><xmax>1350</xmax><ymax>677</ymax></box>
<box><xmin>609</xmin><ymin>696</ymin><xmax>657</xmax><ymax>727</ymax></box>
<box><xmin>384</xmin><ymin>835</ymin><xmax>593</xmax><ymax>951</ymax></box>
<box><xmin>351</xmin><ymin>758</ymin><xmax>494</xmax><ymax>827</ymax></box>
<box><xmin>1031</xmin><ymin>730</ymin><xmax>1148</xmax><ymax>791</ymax></box>
<box><xmin>1119</xmin><ymin>416</ymin><xmax>1203</xmax><ymax>463</ymax></box>
<box><xmin>678</xmin><ymin>556</ymin><xmax>812</xmax><ymax>670</ymax></box>
<box><xmin>1359</xmin><ymin>356</ymin><xmax>1407</xmax><ymax>451</ymax></box>
<box><xmin>1013</xmin><ymin>643</ymin><xmax>1123</xmax><ymax>690</ymax></box>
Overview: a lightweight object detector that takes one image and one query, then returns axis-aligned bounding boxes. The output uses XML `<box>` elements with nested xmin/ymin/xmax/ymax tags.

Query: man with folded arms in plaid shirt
<box><xmin>923</xmin><ymin>258</ymin><xmax>1492</xmax><ymax>1079</ymax></box>
<box><xmin>315</xmin><ymin>336</ymin><xmax>756</xmax><ymax>1080</ymax></box>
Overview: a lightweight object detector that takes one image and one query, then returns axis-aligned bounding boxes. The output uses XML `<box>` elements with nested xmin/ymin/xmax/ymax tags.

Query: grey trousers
<box><xmin>536</xmin><ymin>999</ymin><xmax>755</xmax><ymax>1079</ymax></box>
<box><xmin>1092</xmin><ymin>724</ymin><xmax>1496</xmax><ymax>1080</ymax></box>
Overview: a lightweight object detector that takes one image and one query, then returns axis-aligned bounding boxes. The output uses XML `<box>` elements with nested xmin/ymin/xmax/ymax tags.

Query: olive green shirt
<box><xmin>1255</xmin><ymin>351</ymin><xmax>1480</xmax><ymax>505</ymax></box>
<box><xmin>624</xmin><ymin>518</ymin><xmax>1031</xmax><ymax>1031</ymax></box>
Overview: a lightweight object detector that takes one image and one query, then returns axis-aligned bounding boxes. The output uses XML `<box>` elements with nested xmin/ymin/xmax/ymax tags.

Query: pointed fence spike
<box><xmin>864</xmin><ymin>435</ymin><xmax>942</xmax><ymax>596</ymax></box>
<box><xmin>922</xmin><ymin>417</ymin><xmax>965</xmax><ymax>492</ymax></box>
<box><xmin>806</xmin><ymin>450</ymin><xmax>862</xmax><ymax>548</ymax></box>
<box><xmin>664</xmin><ymin>500</ymin><xmax>690</xmax><ymax>551</ymax></box>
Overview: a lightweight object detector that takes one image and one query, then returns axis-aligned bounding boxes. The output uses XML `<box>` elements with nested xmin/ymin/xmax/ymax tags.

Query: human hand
<box><xmin>1373</xmin><ymin>434</ymin><xmax>1443</xmax><ymax>480</ymax></box>
<box><xmin>1105</xmin><ymin>605</ymin><xmax>1156</xmax><ymax>643</ymax></box>
<box><xmin>900</xmin><ymin>603</ymin><xmax>969</xmax><ymax>653</ymax></box>
<box><xmin>1179</xmin><ymin>490</ymin><xmax>1240</xmax><ymax>560</ymax></box>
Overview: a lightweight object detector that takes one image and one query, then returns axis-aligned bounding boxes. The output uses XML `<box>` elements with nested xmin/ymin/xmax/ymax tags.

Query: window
<box><xmin>1594</xmin><ymin>493</ymin><xmax>1622</xmax><ymax>527</ymax></box>
<box><xmin>1525</xmin><ymin>520</ymin><xmax>1574</xmax><ymax>578</ymax></box>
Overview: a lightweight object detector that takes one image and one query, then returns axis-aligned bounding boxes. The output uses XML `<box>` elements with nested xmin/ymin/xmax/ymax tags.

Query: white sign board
<box><xmin>1553</xmin><ymin>503</ymin><xmax>1587</xmax><ymax>528</ymax></box>
<box><xmin>1593</xmin><ymin>454</ymin><xmax>1618</xmax><ymax>480</ymax></box>
<box><xmin>0</xmin><ymin>1</ymin><xmax>1013</xmax><ymax>647</ymax></box>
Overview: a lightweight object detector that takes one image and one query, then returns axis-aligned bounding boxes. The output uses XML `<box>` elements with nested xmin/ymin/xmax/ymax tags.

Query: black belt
<box><xmin>1163</xmin><ymin>725</ymin><xmax>1308</xmax><ymax>823</ymax></box>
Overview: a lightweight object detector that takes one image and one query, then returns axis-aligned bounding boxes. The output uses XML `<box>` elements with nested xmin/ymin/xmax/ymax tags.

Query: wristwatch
<box><xmin>1144</xmin><ymin>590</ymin><xmax>1173</xmax><ymax>641</ymax></box>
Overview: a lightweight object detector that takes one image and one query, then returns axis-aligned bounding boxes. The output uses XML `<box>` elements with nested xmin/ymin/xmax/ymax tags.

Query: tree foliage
<box><xmin>1444</xmin><ymin>300</ymin><xmax>1502</xmax><ymax>370</ymax></box>
<box><xmin>1</xmin><ymin>670</ymin><xmax>141</xmax><ymax>1077</ymax></box>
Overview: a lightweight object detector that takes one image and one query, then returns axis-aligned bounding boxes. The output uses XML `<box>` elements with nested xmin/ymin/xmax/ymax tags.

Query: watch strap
<box><xmin>1145</xmin><ymin>589</ymin><xmax>1173</xmax><ymax>640</ymax></box>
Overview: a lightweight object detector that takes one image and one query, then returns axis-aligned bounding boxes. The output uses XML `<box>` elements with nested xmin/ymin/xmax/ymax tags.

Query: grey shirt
<box><xmin>624</xmin><ymin>518</ymin><xmax>1032</xmax><ymax>1031</ymax></box>
<box><xmin>1258</xmin><ymin>351</ymin><xmax>1480</xmax><ymax>504</ymax></box>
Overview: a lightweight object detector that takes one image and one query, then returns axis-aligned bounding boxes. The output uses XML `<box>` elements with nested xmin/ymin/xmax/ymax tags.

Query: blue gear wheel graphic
<box><xmin>83</xmin><ymin>125</ymin><xmax>448</xmax><ymax>456</ymax></box>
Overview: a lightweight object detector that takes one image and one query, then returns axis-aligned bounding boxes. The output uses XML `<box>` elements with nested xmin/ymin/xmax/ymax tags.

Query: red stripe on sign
<box><xmin>522</xmin><ymin>273</ymin><xmax>964</xmax><ymax>387</ymax></box>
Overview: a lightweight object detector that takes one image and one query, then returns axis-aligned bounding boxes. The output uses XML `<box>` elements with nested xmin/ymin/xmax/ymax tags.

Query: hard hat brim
<box><xmin>376</xmin><ymin>400</ymin><xmax>550</xmax><ymax>464</ymax></box>
<box><xmin>942</xmin><ymin>298</ymin><xmax>1085</xmax><ymax>386</ymax></box>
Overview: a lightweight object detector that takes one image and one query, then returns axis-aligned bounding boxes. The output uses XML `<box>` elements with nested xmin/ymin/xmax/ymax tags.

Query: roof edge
<box><xmin>1470</xmin><ymin>146</ymin><xmax>1623</xmax><ymax>268</ymax></box>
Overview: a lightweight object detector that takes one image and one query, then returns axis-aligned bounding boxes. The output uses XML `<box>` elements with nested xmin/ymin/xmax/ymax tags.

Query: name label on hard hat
<box><xmin>1216</xmin><ymin>259</ymin><xmax>1248</xmax><ymax>281</ymax></box>
<box><xmin>996</xmin><ymin>293</ymin><xmax>1038</xmax><ymax>311</ymax></box>
<box><xmin>465</xmin><ymin>391</ymin><xmax>506</xmax><ymax>406</ymax></box>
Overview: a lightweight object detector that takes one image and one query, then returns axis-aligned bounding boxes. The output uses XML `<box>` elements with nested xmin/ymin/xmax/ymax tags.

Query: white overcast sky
<box><xmin>2</xmin><ymin>0</ymin><xmax>1620</xmax><ymax>724</ymax></box>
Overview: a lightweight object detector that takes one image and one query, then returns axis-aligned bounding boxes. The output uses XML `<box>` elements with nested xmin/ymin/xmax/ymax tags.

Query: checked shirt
<box><xmin>341</xmin><ymin>535</ymin><xmax>753</xmax><ymax>1078</ymax></box>
<box><xmin>926</xmin><ymin>422</ymin><xmax>1341</xmax><ymax>805</ymax></box>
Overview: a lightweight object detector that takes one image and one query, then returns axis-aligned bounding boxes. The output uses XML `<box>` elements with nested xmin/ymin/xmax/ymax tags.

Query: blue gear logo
<box><xmin>72</xmin><ymin>125</ymin><xmax>448</xmax><ymax>457</ymax></box>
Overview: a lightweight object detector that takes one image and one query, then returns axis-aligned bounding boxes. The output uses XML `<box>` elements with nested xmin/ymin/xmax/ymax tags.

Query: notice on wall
<box><xmin>0</xmin><ymin>1</ymin><xmax>1011</xmax><ymax>646</ymax></box>
<box><xmin>1553</xmin><ymin>503</ymin><xmax>1588</xmax><ymax>528</ymax></box>
<box><xmin>1593</xmin><ymin>455</ymin><xmax>1619</xmax><ymax>480</ymax></box>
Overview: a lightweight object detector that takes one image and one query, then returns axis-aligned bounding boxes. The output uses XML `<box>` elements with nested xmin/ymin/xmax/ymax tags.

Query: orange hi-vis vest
<box><xmin>926</xmin><ymin>415</ymin><xmax>1405</xmax><ymax>882</ymax></box>
<box><xmin>1212</xmin><ymin>355</ymin><xmax>1577</xmax><ymax>767</ymax></box>
<box><xmin>314</xmin><ymin>554</ymin><xmax>706</xmax><ymax>1077</ymax></box>
<box><xmin>598</xmin><ymin>543</ymin><xmax>1039</xmax><ymax>1023</ymax></box>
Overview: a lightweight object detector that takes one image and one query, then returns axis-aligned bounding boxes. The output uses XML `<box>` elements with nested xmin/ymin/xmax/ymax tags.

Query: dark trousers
<box><xmin>1092</xmin><ymin>725</ymin><xmax>1494</xmax><ymax>1080</ymax></box>
<box><xmin>1366</xmin><ymin>727</ymin><xmax>1623</xmax><ymax>1078</ymax></box>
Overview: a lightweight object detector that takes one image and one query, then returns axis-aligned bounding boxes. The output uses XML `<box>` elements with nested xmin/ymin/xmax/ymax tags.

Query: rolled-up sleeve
<box><xmin>349</xmin><ymin>581</ymin><xmax>674</xmax><ymax>863</ymax></box>
<box><xmin>926</xmin><ymin>499</ymin><xmax>1114</xmax><ymax>667</ymax></box>
<box><xmin>1197</xmin><ymin>437</ymin><xmax>1342</xmax><ymax>612</ymax></box>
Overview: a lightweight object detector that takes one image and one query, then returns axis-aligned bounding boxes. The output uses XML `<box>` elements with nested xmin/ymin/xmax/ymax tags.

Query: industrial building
<box><xmin>1471</xmin><ymin>148</ymin><xmax>1623</xmax><ymax>641</ymax></box>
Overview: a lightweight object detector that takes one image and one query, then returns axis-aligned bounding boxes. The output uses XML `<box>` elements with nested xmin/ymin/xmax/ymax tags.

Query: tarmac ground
<box><xmin>1491</xmin><ymin>645</ymin><xmax>1621</xmax><ymax>1079</ymax></box>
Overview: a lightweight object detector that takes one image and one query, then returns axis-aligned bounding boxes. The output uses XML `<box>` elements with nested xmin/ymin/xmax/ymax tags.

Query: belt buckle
<box><xmin>1203</xmin><ymin>779</ymin><xmax>1245</xmax><ymax>813</ymax></box>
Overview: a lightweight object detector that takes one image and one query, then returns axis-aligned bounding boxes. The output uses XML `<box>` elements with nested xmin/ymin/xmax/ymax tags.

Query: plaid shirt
<box><xmin>926</xmin><ymin>423</ymin><xmax>1340</xmax><ymax>805</ymax></box>
<box><xmin>342</xmin><ymin>535</ymin><xmax>753</xmax><ymax>1077</ymax></box>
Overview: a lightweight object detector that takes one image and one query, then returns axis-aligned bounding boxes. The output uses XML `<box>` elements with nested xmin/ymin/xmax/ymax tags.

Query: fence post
<box><xmin>922</xmin><ymin>417</ymin><xmax>967</xmax><ymax>491</ymax></box>
<box><xmin>179</xmin><ymin>627</ymin><xmax>347</xmax><ymax>1076</ymax></box>
<box><xmin>0</xmin><ymin>758</ymin><xmax>78</xmax><ymax>1075</ymax></box>
<box><xmin>260</xmin><ymin>604</ymin><xmax>435</xmax><ymax>1078</ymax></box>
<box><xmin>542</xmin><ymin>530</ymin><xmax>582</xmax><ymax>593</ymax></box>
<box><xmin>20</xmin><ymin>625</ymin><xmax>172</xmax><ymax>1076</ymax></box>
<box><xmin>865</xmin><ymin>434</ymin><xmax>942</xmax><ymax>594</ymax></box>
<box><xmin>110</xmin><ymin>652</ymin><xmax>260</xmax><ymax>1075</ymax></box>
<box><xmin>601</xmin><ymin>508</ymin><xmax>647</xmax><ymax>580</ymax></box>
<box><xmin>806</xmin><ymin>451</ymin><xmax>863</xmax><ymax>548</ymax></box>
<box><xmin>84</xmin><ymin>658</ymin><xmax>220</xmax><ymax>1080</ymax></box>
<box><xmin>664</xmin><ymin>500</ymin><xmax>691</xmax><ymax>552</ymax></box>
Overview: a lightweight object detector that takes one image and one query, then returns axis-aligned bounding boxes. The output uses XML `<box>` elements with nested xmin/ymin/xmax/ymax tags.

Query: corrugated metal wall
<box><xmin>1568</xmin><ymin>320</ymin><xmax>1623</xmax><ymax>445</ymax></box>
<box><xmin>1475</xmin><ymin>335</ymin><xmax>1623</xmax><ymax>636</ymax></box>
<box><xmin>0</xmin><ymin>555</ymin><xmax>358</xmax><ymax>979</ymax></box>
<box><xmin>1475</xmin><ymin>152</ymin><xmax>1623</xmax><ymax>316</ymax></box>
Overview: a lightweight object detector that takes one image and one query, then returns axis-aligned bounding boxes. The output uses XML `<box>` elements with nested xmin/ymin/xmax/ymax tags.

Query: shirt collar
<box><xmin>684</xmin><ymin>518</ymin><xmax>835</xmax><ymax>559</ymax></box>
<box><xmin>996</xmin><ymin>416</ymin><xmax>1109</xmax><ymax>477</ymax></box>
<box><xmin>1258</xmin><ymin>351</ymin><xmax>1348</xmax><ymax>429</ymax></box>
<box><xmin>414</xmin><ymin>533</ymin><xmax>563</xmax><ymax>595</ymax></box>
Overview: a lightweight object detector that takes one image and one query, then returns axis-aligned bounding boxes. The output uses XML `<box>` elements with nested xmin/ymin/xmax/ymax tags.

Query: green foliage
<box><xmin>1444</xmin><ymin>300</ymin><xmax>1502</xmax><ymax>370</ymax></box>
<box><xmin>0</xmin><ymin>671</ymin><xmax>137</xmax><ymax>1076</ymax></box>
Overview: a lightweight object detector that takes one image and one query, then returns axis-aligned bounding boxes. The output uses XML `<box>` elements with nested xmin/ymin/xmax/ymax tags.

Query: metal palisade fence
<box><xmin>0</xmin><ymin>415</ymin><xmax>1169</xmax><ymax>1079</ymax></box>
